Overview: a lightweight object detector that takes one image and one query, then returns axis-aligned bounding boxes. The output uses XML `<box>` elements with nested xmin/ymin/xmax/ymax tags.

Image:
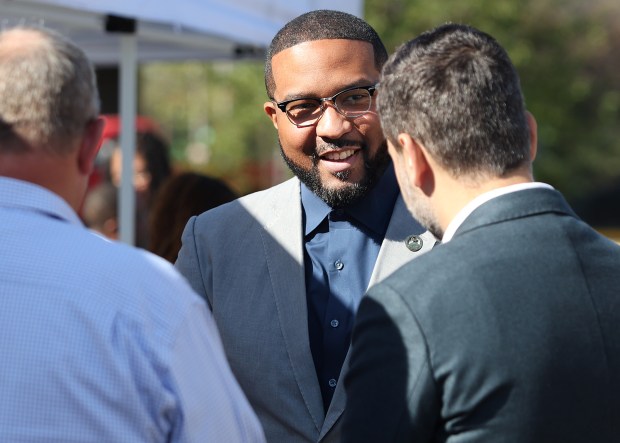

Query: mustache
<box><xmin>315</xmin><ymin>139</ymin><xmax>365</xmax><ymax>156</ymax></box>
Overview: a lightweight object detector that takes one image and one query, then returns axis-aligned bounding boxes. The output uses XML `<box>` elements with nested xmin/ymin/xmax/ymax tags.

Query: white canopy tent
<box><xmin>1</xmin><ymin>0</ymin><xmax>364</xmax><ymax>62</ymax></box>
<box><xmin>0</xmin><ymin>0</ymin><xmax>363</xmax><ymax>245</ymax></box>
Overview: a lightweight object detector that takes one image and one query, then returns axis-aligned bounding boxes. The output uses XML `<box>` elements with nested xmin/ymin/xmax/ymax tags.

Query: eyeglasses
<box><xmin>274</xmin><ymin>84</ymin><xmax>377</xmax><ymax>128</ymax></box>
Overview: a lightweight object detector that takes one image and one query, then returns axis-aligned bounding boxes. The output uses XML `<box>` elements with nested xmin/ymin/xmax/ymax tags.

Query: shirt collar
<box><xmin>0</xmin><ymin>176</ymin><xmax>83</xmax><ymax>226</ymax></box>
<box><xmin>441</xmin><ymin>182</ymin><xmax>555</xmax><ymax>243</ymax></box>
<box><xmin>301</xmin><ymin>163</ymin><xmax>399</xmax><ymax>236</ymax></box>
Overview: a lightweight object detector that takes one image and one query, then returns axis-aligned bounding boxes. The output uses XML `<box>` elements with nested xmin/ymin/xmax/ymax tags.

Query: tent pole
<box><xmin>118</xmin><ymin>34</ymin><xmax>137</xmax><ymax>246</ymax></box>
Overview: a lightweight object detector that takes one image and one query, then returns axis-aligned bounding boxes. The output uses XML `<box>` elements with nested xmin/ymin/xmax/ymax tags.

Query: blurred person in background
<box><xmin>109</xmin><ymin>130</ymin><xmax>172</xmax><ymax>247</ymax></box>
<box><xmin>0</xmin><ymin>25</ymin><xmax>264</xmax><ymax>443</ymax></box>
<box><xmin>81</xmin><ymin>181</ymin><xmax>119</xmax><ymax>240</ymax></box>
<box><xmin>343</xmin><ymin>23</ymin><xmax>620</xmax><ymax>442</ymax></box>
<box><xmin>176</xmin><ymin>9</ymin><xmax>435</xmax><ymax>443</ymax></box>
<box><xmin>149</xmin><ymin>171</ymin><xmax>237</xmax><ymax>263</ymax></box>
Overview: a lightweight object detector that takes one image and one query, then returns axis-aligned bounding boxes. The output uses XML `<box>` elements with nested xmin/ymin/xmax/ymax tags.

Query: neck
<box><xmin>0</xmin><ymin>151</ymin><xmax>86</xmax><ymax>212</ymax></box>
<box><xmin>434</xmin><ymin>168</ymin><xmax>534</xmax><ymax>233</ymax></box>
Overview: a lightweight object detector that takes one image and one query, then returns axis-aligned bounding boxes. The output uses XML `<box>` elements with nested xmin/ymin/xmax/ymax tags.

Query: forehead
<box><xmin>271</xmin><ymin>39</ymin><xmax>379</xmax><ymax>99</ymax></box>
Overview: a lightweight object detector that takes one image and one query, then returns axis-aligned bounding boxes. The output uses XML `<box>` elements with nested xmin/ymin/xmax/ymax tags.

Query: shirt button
<box><xmin>330</xmin><ymin>319</ymin><xmax>339</xmax><ymax>328</ymax></box>
<box><xmin>334</xmin><ymin>260</ymin><xmax>344</xmax><ymax>270</ymax></box>
<box><xmin>328</xmin><ymin>378</ymin><xmax>337</xmax><ymax>388</ymax></box>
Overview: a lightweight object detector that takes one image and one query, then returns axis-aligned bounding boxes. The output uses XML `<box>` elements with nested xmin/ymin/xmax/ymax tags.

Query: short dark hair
<box><xmin>378</xmin><ymin>23</ymin><xmax>531</xmax><ymax>178</ymax></box>
<box><xmin>135</xmin><ymin>131</ymin><xmax>172</xmax><ymax>196</ymax></box>
<box><xmin>264</xmin><ymin>10</ymin><xmax>387</xmax><ymax>98</ymax></box>
<box><xmin>148</xmin><ymin>172</ymin><xmax>237</xmax><ymax>262</ymax></box>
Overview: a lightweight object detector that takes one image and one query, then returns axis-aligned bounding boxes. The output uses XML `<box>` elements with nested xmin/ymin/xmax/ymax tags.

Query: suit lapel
<box><xmin>243</xmin><ymin>184</ymin><xmax>440</xmax><ymax>439</ymax></box>
<box><xmin>368</xmin><ymin>195</ymin><xmax>436</xmax><ymax>287</ymax></box>
<box><xmin>246</xmin><ymin>178</ymin><xmax>325</xmax><ymax>433</ymax></box>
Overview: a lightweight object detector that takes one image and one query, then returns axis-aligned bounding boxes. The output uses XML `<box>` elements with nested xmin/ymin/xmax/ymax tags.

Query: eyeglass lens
<box><xmin>285</xmin><ymin>87</ymin><xmax>373</xmax><ymax>127</ymax></box>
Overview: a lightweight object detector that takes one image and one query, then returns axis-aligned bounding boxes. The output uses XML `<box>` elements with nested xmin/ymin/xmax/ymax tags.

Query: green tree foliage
<box><xmin>366</xmin><ymin>0</ymin><xmax>620</xmax><ymax>202</ymax></box>
<box><xmin>140</xmin><ymin>60</ymin><xmax>279</xmax><ymax>194</ymax></box>
<box><xmin>140</xmin><ymin>0</ymin><xmax>619</xmax><ymax>202</ymax></box>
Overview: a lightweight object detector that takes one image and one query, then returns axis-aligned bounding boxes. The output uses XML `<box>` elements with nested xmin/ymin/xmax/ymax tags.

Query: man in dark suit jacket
<box><xmin>342</xmin><ymin>23</ymin><xmax>620</xmax><ymax>442</ymax></box>
<box><xmin>176</xmin><ymin>10</ymin><xmax>435</xmax><ymax>443</ymax></box>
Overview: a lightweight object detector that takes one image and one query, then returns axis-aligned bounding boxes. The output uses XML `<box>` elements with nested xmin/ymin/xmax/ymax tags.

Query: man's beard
<box><xmin>404</xmin><ymin>185</ymin><xmax>444</xmax><ymax>240</ymax></box>
<box><xmin>279</xmin><ymin>139</ymin><xmax>390</xmax><ymax>208</ymax></box>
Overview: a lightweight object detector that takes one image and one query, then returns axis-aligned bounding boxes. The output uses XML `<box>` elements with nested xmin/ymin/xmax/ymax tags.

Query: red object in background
<box><xmin>100</xmin><ymin>114</ymin><xmax>162</xmax><ymax>141</ymax></box>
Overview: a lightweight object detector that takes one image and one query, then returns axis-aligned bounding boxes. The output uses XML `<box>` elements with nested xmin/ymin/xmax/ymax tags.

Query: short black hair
<box><xmin>264</xmin><ymin>10</ymin><xmax>387</xmax><ymax>98</ymax></box>
<box><xmin>379</xmin><ymin>23</ymin><xmax>531</xmax><ymax>178</ymax></box>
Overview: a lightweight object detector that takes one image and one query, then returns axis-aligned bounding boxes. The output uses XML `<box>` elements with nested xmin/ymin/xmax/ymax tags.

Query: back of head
<box><xmin>148</xmin><ymin>172</ymin><xmax>237</xmax><ymax>262</ymax></box>
<box><xmin>0</xmin><ymin>26</ymin><xmax>99</xmax><ymax>155</ymax></box>
<box><xmin>82</xmin><ymin>183</ymin><xmax>118</xmax><ymax>239</ymax></box>
<box><xmin>264</xmin><ymin>9</ymin><xmax>387</xmax><ymax>98</ymax></box>
<box><xmin>378</xmin><ymin>24</ymin><xmax>530</xmax><ymax>179</ymax></box>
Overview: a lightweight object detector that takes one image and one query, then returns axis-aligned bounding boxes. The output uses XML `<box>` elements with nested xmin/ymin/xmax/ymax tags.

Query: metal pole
<box><xmin>118</xmin><ymin>34</ymin><xmax>137</xmax><ymax>245</ymax></box>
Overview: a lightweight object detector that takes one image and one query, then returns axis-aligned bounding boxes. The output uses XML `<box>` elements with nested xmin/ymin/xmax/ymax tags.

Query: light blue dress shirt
<box><xmin>0</xmin><ymin>177</ymin><xmax>265</xmax><ymax>443</ymax></box>
<box><xmin>301</xmin><ymin>165</ymin><xmax>399</xmax><ymax>411</ymax></box>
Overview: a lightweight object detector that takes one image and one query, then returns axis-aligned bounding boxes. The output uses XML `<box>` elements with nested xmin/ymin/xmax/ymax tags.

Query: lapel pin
<box><xmin>405</xmin><ymin>235</ymin><xmax>423</xmax><ymax>252</ymax></box>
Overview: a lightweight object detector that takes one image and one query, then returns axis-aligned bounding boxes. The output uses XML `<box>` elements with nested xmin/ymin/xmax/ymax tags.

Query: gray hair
<box><xmin>0</xmin><ymin>26</ymin><xmax>100</xmax><ymax>154</ymax></box>
<box><xmin>264</xmin><ymin>9</ymin><xmax>387</xmax><ymax>99</ymax></box>
<box><xmin>378</xmin><ymin>23</ymin><xmax>530</xmax><ymax>178</ymax></box>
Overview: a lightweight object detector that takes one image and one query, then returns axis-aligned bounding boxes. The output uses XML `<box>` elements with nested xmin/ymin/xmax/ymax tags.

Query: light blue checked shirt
<box><xmin>0</xmin><ymin>177</ymin><xmax>265</xmax><ymax>443</ymax></box>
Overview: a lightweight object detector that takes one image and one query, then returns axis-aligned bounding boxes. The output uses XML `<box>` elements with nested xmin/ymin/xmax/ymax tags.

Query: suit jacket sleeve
<box><xmin>343</xmin><ymin>283</ymin><xmax>440</xmax><ymax>443</ymax></box>
<box><xmin>175</xmin><ymin>215</ymin><xmax>213</xmax><ymax>310</ymax></box>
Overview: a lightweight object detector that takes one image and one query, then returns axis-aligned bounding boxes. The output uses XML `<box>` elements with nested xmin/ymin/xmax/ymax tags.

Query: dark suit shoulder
<box><xmin>192</xmin><ymin>177</ymin><xmax>300</xmax><ymax>233</ymax></box>
<box><xmin>362</xmin><ymin>210</ymin><xmax>620</xmax><ymax>441</ymax></box>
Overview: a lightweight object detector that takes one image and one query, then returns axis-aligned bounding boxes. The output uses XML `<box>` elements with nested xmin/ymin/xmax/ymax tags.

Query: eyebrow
<box><xmin>277</xmin><ymin>79</ymin><xmax>377</xmax><ymax>103</ymax></box>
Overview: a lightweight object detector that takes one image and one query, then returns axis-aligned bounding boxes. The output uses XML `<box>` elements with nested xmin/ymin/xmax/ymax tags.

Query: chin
<box><xmin>280</xmin><ymin>140</ymin><xmax>389</xmax><ymax>208</ymax></box>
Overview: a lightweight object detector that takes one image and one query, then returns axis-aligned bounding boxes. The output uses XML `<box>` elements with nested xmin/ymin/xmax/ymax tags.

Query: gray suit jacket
<box><xmin>175</xmin><ymin>176</ymin><xmax>435</xmax><ymax>442</ymax></box>
<box><xmin>343</xmin><ymin>187</ymin><xmax>620</xmax><ymax>442</ymax></box>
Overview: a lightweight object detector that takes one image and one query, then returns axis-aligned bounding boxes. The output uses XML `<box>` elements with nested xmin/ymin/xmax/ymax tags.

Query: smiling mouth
<box><xmin>321</xmin><ymin>149</ymin><xmax>356</xmax><ymax>161</ymax></box>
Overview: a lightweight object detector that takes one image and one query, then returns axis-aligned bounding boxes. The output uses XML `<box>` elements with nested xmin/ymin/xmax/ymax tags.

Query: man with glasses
<box><xmin>176</xmin><ymin>10</ymin><xmax>435</xmax><ymax>442</ymax></box>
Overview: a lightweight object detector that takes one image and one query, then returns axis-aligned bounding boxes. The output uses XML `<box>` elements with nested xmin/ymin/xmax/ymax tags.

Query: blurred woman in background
<box><xmin>148</xmin><ymin>171</ymin><xmax>237</xmax><ymax>262</ymax></box>
<box><xmin>109</xmin><ymin>131</ymin><xmax>172</xmax><ymax>248</ymax></box>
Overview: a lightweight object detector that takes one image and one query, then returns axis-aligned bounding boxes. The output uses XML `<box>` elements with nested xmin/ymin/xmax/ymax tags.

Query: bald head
<box><xmin>0</xmin><ymin>26</ymin><xmax>103</xmax><ymax>211</ymax></box>
<box><xmin>0</xmin><ymin>26</ymin><xmax>100</xmax><ymax>155</ymax></box>
<box><xmin>0</xmin><ymin>27</ymin><xmax>43</xmax><ymax>53</ymax></box>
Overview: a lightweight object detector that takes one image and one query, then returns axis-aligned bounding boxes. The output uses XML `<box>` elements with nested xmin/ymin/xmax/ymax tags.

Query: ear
<box><xmin>396</xmin><ymin>133</ymin><xmax>432</xmax><ymax>191</ymax></box>
<box><xmin>264</xmin><ymin>101</ymin><xmax>279</xmax><ymax>129</ymax></box>
<box><xmin>77</xmin><ymin>117</ymin><xmax>105</xmax><ymax>176</ymax></box>
<box><xmin>525</xmin><ymin>111</ymin><xmax>538</xmax><ymax>162</ymax></box>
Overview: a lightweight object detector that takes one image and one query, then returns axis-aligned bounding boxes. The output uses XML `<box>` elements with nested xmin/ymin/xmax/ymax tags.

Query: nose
<box><xmin>315</xmin><ymin>102</ymin><xmax>353</xmax><ymax>139</ymax></box>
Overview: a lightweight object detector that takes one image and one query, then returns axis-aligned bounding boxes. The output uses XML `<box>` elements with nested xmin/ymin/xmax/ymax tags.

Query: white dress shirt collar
<box><xmin>442</xmin><ymin>182</ymin><xmax>554</xmax><ymax>243</ymax></box>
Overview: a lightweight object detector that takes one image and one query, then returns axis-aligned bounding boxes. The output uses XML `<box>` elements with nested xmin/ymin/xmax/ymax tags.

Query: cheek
<box><xmin>279</xmin><ymin>125</ymin><xmax>316</xmax><ymax>159</ymax></box>
<box><xmin>109</xmin><ymin>157</ymin><xmax>121</xmax><ymax>186</ymax></box>
<box><xmin>358</xmin><ymin>115</ymin><xmax>385</xmax><ymax>152</ymax></box>
<box><xmin>394</xmin><ymin>160</ymin><xmax>410</xmax><ymax>192</ymax></box>
<box><xmin>387</xmin><ymin>139</ymin><xmax>402</xmax><ymax>162</ymax></box>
